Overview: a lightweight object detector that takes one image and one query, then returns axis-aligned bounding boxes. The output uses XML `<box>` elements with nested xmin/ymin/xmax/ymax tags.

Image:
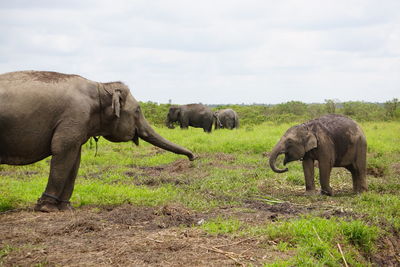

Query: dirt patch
<box><xmin>212</xmin><ymin>152</ymin><xmax>236</xmax><ymax>162</ymax></box>
<box><xmin>245</xmin><ymin>200</ymin><xmax>314</xmax><ymax>221</ymax></box>
<box><xmin>391</xmin><ymin>162</ymin><xmax>400</xmax><ymax>175</ymax></box>
<box><xmin>125</xmin><ymin>153</ymin><xmax>243</xmax><ymax>187</ymax></box>
<box><xmin>128</xmin><ymin>159</ymin><xmax>198</xmax><ymax>186</ymax></box>
<box><xmin>139</xmin><ymin>159</ymin><xmax>194</xmax><ymax>175</ymax></box>
<box><xmin>154</xmin><ymin>204</ymin><xmax>199</xmax><ymax>229</ymax></box>
<box><xmin>0</xmin><ymin>204</ymin><xmax>292</xmax><ymax>266</ymax></box>
<box><xmin>1</xmin><ymin>202</ymin><xmax>398</xmax><ymax>266</ymax></box>
<box><xmin>367</xmin><ymin>166</ymin><xmax>386</xmax><ymax>177</ymax></box>
<box><xmin>371</xmin><ymin>230</ymin><xmax>400</xmax><ymax>266</ymax></box>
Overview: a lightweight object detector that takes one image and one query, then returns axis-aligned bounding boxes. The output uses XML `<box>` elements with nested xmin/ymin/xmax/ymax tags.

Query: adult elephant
<box><xmin>0</xmin><ymin>71</ymin><xmax>195</xmax><ymax>212</ymax></box>
<box><xmin>269</xmin><ymin>114</ymin><xmax>367</xmax><ymax>196</ymax></box>
<box><xmin>166</xmin><ymin>104</ymin><xmax>214</xmax><ymax>132</ymax></box>
<box><xmin>214</xmin><ymin>109</ymin><xmax>239</xmax><ymax>130</ymax></box>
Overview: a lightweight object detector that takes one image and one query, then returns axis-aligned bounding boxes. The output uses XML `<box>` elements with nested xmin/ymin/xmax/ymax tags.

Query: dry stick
<box><xmin>213</xmin><ymin>238</ymin><xmax>253</xmax><ymax>249</ymax></box>
<box><xmin>146</xmin><ymin>237</ymin><xmax>164</xmax><ymax>243</ymax></box>
<box><xmin>199</xmin><ymin>245</ymin><xmax>245</xmax><ymax>266</ymax></box>
<box><xmin>337</xmin><ymin>243</ymin><xmax>349</xmax><ymax>267</ymax></box>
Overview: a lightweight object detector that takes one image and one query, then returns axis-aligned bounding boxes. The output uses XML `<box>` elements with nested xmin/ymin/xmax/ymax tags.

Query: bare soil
<box><xmin>1</xmin><ymin>204</ymin><xmax>297</xmax><ymax>267</ymax></box>
<box><xmin>2</xmin><ymin>154</ymin><xmax>400</xmax><ymax>266</ymax></box>
<box><xmin>2</xmin><ymin>202</ymin><xmax>399</xmax><ymax>266</ymax></box>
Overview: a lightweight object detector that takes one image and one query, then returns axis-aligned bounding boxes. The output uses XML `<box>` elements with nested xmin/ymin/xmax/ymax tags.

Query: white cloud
<box><xmin>0</xmin><ymin>0</ymin><xmax>399</xmax><ymax>104</ymax></box>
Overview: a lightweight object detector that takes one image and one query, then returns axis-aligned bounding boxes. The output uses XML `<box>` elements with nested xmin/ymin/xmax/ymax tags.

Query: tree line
<box><xmin>140</xmin><ymin>98</ymin><xmax>400</xmax><ymax>126</ymax></box>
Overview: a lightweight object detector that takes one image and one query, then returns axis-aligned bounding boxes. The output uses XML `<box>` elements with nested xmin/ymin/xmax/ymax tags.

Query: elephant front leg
<box><xmin>318</xmin><ymin>161</ymin><xmax>333</xmax><ymax>196</ymax></box>
<box><xmin>179</xmin><ymin>117</ymin><xmax>189</xmax><ymax>129</ymax></box>
<box><xmin>302</xmin><ymin>158</ymin><xmax>316</xmax><ymax>194</ymax></box>
<box><xmin>35</xmin><ymin>144</ymin><xmax>81</xmax><ymax>212</ymax></box>
<box><xmin>58</xmin><ymin>147</ymin><xmax>82</xmax><ymax>211</ymax></box>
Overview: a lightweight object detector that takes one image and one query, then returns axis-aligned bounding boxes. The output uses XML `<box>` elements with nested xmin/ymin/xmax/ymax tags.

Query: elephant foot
<box><xmin>354</xmin><ymin>184</ymin><xmax>368</xmax><ymax>194</ymax></box>
<box><xmin>305</xmin><ymin>190</ymin><xmax>318</xmax><ymax>196</ymax></box>
<box><xmin>34</xmin><ymin>197</ymin><xmax>59</xmax><ymax>212</ymax></box>
<box><xmin>320</xmin><ymin>188</ymin><xmax>333</xmax><ymax>196</ymax></box>
<box><xmin>58</xmin><ymin>201</ymin><xmax>74</xmax><ymax>211</ymax></box>
<box><xmin>34</xmin><ymin>194</ymin><xmax>74</xmax><ymax>212</ymax></box>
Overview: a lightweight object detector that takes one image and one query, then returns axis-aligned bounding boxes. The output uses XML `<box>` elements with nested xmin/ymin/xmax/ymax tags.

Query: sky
<box><xmin>0</xmin><ymin>0</ymin><xmax>399</xmax><ymax>104</ymax></box>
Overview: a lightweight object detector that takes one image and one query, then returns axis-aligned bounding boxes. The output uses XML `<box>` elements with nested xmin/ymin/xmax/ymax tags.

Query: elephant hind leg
<box><xmin>346</xmin><ymin>163</ymin><xmax>367</xmax><ymax>193</ymax></box>
<box><xmin>204</xmin><ymin>122</ymin><xmax>213</xmax><ymax>133</ymax></box>
<box><xmin>347</xmin><ymin>139</ymin><xmax>367</xmax><ymax>193</ymax></box>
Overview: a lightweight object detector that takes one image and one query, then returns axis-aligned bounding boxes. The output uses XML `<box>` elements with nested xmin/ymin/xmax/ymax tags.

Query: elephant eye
<box><xmin>135</xmin><ymin>107</ymin><xmax>141</xmax><ymax>113</ymax></box>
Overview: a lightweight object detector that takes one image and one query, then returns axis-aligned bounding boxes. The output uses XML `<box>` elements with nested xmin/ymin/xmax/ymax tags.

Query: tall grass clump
<box><xmin>249</xmin><ymin>216</ymin><xmax>379</xmax><ymax>266</ymax></box>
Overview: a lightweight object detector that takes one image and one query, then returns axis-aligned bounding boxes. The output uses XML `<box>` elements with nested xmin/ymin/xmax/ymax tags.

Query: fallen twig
<box><xmin>213</xmin><ymin>238</ymin><xmax>253</xmax><ymax>249</ymax></box>
<box><xmin>146</xmin><ymin>237</ymin><xmax>164</xmax><ymax>243</ymax></box>
<box><xmin>254</xmin><ymin>194</ymin><xmax>285</xmax><ymax>204</ymax></box>
<box><xmin>337</xmin><ymin>243</ymin><xmax>349</xmax><ymax>267</ymax></box>
<box><xmin>256</xmin><ymin>198</ymin><xmax>284</xmax><ymax>204</ymax></box>
<box><xmin>199</xmin><ymin>245</ymin><xmax>245</xmax><ymax>266</ymax></box>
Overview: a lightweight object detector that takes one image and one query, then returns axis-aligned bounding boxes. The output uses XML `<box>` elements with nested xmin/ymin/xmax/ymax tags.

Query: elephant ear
<box><xmin>112</xmin><ymin>90</ymin><xmax>122</xmax><ymax>118</ymax></box>
<box><xmin>304</xmin><ymin>131</ymin><xmax>317</xmax><ymax>152</ymax></box>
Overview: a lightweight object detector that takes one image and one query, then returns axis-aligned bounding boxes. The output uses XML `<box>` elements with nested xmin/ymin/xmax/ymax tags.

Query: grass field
<box><xmin>1</xmin><ymin>121</ymin><xmax>400</xmax><ymax>265</ymax></box>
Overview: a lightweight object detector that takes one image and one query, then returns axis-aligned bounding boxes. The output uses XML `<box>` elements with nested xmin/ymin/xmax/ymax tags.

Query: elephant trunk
<box><xmin>269</xmin><ymin>141</ymin><xmax>288</xmax><ymax>173</ymax></box>
<box><xmin>139</xmin><ymin>119</ymin><xmax>195</xmax><ymax>161</ymax></box>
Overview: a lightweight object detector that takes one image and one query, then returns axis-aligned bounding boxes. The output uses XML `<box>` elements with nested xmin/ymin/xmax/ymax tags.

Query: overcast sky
<box><xmin>0</xmin><ymin>0</ymin><xmax>399</xmax><ymax>104</ymax></box>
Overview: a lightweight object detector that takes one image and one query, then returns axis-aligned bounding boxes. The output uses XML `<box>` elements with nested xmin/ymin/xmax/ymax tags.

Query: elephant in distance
<box><xmin>214</xmin><ymin>109</ymin><xmax>239</xmax><ymax>130</ymax></box>
<box><xmin>166</xmin><ymin>104</ymin><xmax>214</xmax><ymax>133</ymax></box>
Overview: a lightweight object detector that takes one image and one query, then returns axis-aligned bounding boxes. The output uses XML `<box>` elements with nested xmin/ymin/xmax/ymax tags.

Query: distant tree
<box><xmin>340</xmin><ymin>101</ymin><xmax>385</xmax><ymax>121</ymax></box>
<box><xmin>273</xmin><ymin>101</ymin><xmax>307</xmax><ymax>116</ymax></box>
<box><xmin>384</xmin><ymin>98</ymin><xmax>399</xmax><ymax>119</ymax></box>
<box><xmin>307</xmin><ymin>103</ymin><xmax>326</xmax><ymax>119</ymax></box>
<box><xmin>325</xmin><ymin>99</ymin><xmax>338</xmax><ymax>114</ymax></box>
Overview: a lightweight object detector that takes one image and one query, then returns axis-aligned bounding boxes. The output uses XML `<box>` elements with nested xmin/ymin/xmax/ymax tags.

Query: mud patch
<box><xmin>58</xmin><ymin>219</ymin><xmax>103</xmax><ymax>234</ymax></box>
<box><xmin>391</xmin><ymin>162</ymin><xmax>400</xmax><ymax>175</ymax></box>
<box><xmin>244</xmin><ymin>200</ymin><xmax>316</xmax><ymax>223</ymax></box>
<box><xmin>154</xmin><ymin>204</ymin><xmax>199</xmax><ymax>228</ymax></box>
<box><xmin>103</xmin><ymin>204</ymin><xmax>199</xmax><ymax>229</ymax></box>
<box><xmin>367</xmin><ymin>166</ymin><xmax>386</xmax><ymax>177</ymax></box>
<box><xmin>371</xmin><ymin>230</ymin><xmax>400</xmax><ymax>266</ymax></box>
<box><xmin>212</xmin><ymin>152</ymin><xmax>236</xmax><ymax>162</ymax></box>
<box><xmin>107</xmin><ymin>205</ymin><xmax>156</xmax><ymax>226</ymax></box>
<box><xmin>128</xmin><ymin>159</ymin><xmax>201</xmax><ymax>186</ymax></box>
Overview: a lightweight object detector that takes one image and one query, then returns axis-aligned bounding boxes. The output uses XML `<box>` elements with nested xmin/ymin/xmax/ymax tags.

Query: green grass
<box><xmin>1</xmin><ymin>121</ymin><xmax>399</xmax><ymax>265</ymax></box>
<box><xmin>201</xmin><ymin>215</ymin><xmax>379</xmax><ymax>266</ymax></box>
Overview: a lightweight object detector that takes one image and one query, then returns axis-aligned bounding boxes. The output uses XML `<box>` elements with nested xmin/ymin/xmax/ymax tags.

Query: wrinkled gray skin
<box><xmin>269</xmin><ymin>114</ymin><xmax>367</xmax><ymax>196</ymax></box>
<box><xmin>214</xmin><ymin>109</ymin><xmax>239</xmax><ymax>130</ymax></box>
<box><xmin>0</xmin><ymin>71</ymin><xmax>195</xmax><ymax>212</ymax></box>
<box><xmin>166</xmin><ymin>104</ymin><xmax>214</xmax><ymax>133</ymax></box>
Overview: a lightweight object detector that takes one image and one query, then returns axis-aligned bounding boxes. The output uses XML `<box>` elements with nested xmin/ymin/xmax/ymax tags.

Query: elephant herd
<box><xmin>166</xmin><ymin>103</ymin><xmax>239</xmax><ymax>132</ymax></box>
<box><xmin>0</xmin><ymin>71</ymin><xmax>367</xmax><ymax>212</ymax></box>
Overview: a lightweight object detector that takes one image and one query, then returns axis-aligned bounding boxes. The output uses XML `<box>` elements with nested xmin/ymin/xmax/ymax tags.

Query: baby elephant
<box><xmin>269</xmin><ymin>114</ymin><xmax>367</xmax><ymax>196</ymax></box>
